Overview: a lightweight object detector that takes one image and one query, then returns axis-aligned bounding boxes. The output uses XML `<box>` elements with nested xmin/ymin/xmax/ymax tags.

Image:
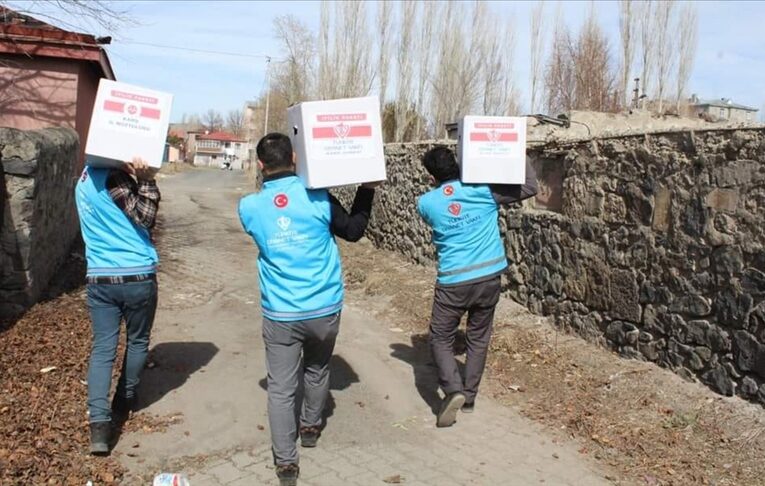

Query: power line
<box><xmin>116</xmin><ymin>40</ymin><xmax>275</xmax><ymax>60</ymax></box>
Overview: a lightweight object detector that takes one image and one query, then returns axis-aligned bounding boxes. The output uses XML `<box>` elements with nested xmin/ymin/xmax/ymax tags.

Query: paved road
<box><xmin>118</xmin><ymin>169</ymin><xmax>610</xmax><ymax>486</ymax></box>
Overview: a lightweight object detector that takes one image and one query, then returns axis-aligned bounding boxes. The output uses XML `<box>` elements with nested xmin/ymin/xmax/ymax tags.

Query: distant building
<box><xmin>690</xmin><ymin>95</ymin><xmax>759</xmax><ymax>123</ymax></box>
<box><xmin>192</xmin><ymin>131</ymin><xmax>250</xmax><ymax>170</ymax></box>
<box><xmin>0</xmin><ymin>7</ymin><xmax>116</xmax><ymax>167</ymax></box>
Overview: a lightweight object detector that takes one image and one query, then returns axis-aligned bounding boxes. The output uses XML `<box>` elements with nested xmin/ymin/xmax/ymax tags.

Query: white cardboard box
<box><xmin>457</xmin><ymin>116</ymin><xmax>527</xmax><ymax>184</ymax></box>
<box><xmin>288</xmin><ymin>96</ymin><xmax>386</xmax><ymax>188</ymax></box>
<box><xmin>85</xmin><ymin>79</ymin><xmax>173</xmax><ymax>169</ymax></box>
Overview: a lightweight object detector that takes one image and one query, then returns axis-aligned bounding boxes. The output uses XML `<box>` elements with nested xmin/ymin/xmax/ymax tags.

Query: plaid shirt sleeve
<box><xmin>106</xmin><ymin>170</ymin><xmax>161</xmax><ymax>229</ymax></box>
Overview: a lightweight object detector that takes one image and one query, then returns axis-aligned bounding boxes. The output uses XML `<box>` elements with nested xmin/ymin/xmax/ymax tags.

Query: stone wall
<box><xmin>0</xmin><ymin>128</ymin><xmax>80</xmax><ymax>316</ymax></box>
<box><xmin>347</xmin><ymin>128</ymin><xmax>765</xmax><ymax>404</ymax></box>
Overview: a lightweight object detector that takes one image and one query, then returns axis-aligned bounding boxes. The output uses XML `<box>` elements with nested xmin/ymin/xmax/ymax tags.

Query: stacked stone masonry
<box><xmin>343</xmin><ymin>129</ymin><xmax>765</xmax><ymax>404</ymax></box>
<box><xmin>0</xmin><ymin>128</ymin><xmax>80</xmax><ymax>316</ymax></box>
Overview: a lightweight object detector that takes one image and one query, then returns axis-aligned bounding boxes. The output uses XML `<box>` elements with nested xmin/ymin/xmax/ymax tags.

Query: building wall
<box><xmin>339</xmin><ymin>129</ymin><xmax>765</xmax><ymax>405</ymax></box>
<box><xmin>75</xmin><ymin>62</ymin><xmax>101</xmax><ymax>171</ymax></box>
<box><xmin>0</xmin><ymin>127</ymin><xmax>80</xmax><ymax>316</ymax></box>
<box><xmin>695</xmin><ymin>105</ymin><xmax>758</xmax><ymax>124</ymax></box>
<box><xmin>0</xmin><ymin>54</ymin><xmax>103</xmax><ymax>170</ymax></box>
<box><xmin>0</xmin><ymin>55</ymin><xmax>79</xmax><ymax>131</ymax></box>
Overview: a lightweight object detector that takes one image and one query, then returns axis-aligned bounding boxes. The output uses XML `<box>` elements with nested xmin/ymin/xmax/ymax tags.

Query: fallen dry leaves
<box><xmin>0</xmin><ymin>292</ymin><xmax>125</xmax><ymax>485</ymax></box>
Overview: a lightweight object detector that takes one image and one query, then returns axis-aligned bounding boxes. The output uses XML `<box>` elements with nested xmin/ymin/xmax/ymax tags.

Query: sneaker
<box><xmin>300</xmin><ymin>426</ymin><xmax>320</xmax><ymax>448</ymax></box>
<box><xmin>111</xmin><ymin>394</ymin><xmax>137</xmax><ymax>427</ymax></box>
<box><xmin>436</xmin><ymin>392</ymin><xmax>466</xmax><ymax>428</ymax></box>
<box><xmin>461</xmin><ymin>401</ymin><xmax>475</xmax><ymax>413</ymax></box>
<box><xmin>90</xmin><ymin>421</ymin><xmax>111</xmax><ymax>456</ymax></box>
<box><xmin>276</xmin><ymin>464</ymin><xmax>300</xmax><ymax>486</ymax></box>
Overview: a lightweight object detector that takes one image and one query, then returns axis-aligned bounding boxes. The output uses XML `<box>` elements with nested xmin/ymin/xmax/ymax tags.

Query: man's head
<box><xmin>422</xmin><ymin>146</ymin><xmax>460</xmax><ymax>185</ymax></box>
<box><xmin>257</xmin><ymin>133</ymin><xmax>295</xmax><ymax>174</ymax></box>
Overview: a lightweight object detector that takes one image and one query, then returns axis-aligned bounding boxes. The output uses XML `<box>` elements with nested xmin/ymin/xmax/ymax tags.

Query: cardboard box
<box><xmin>457</xmin><ymin>116</ymin><xmax>527</xmax><ymax>184</ymax></box>
<box><xmin>288</xmin><ymin>96</ymin><xmax>386</xmax><ymax>188</ymax></box>
<box><xmin>85</xmin><ymin>79</ymin><xmax>173</xmax><ymax>169</ymax></box>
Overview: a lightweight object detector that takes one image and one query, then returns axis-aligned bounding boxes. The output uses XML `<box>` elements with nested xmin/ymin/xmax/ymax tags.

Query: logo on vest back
<box><xmin>274</xmin><ymin>194</ymin><xmax>289</xmax><ymax>208</ymax></box>
<box><xmin>448</xmin><ymin>202</ymin><xmax>462</xmax><ymax>216</ymax></box>
<box><xmin>443</xmin><ymin>185</ymin><xmax>454</xmax><ymax>196</ymax></box>
<box><xmin>277</xmin><ymin>216</ymin><xmax>291</xmax><ymax>231</ymax></box>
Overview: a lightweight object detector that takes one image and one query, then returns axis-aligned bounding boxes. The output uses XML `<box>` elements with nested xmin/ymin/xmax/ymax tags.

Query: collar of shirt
<box><xmin>263</xmin><ymin>171</ymin><xmax>297</xmax><ymax>183</ymax></box>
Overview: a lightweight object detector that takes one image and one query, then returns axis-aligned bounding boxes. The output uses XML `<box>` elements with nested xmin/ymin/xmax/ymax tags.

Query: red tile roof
<box><xmin>197</xmin><ymin>131</ymin><xmax>246</xmax><ymax>142</ymax></box>
<box><xmin>0</xmin><ymin>6</ymin><xmax>115</xmax><ymax>80</ymax></box>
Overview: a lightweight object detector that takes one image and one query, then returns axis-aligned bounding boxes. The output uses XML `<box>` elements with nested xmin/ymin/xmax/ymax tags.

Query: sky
<box><xmin>11</xmin><ymin>0</ymin><xmax>765</xmax><ymax>123</ymax></box>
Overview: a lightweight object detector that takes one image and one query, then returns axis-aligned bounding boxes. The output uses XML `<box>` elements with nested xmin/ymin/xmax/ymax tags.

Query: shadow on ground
<box><xmin>389</xmin><ymin>331</ymin><xmax>468</xmax><ymax>415</ymax></box>
<box><xmin>140</xmin><ymin>341</ymin><xmax>219</xmax><ymax>410</ymax></box>
<box><xmin>258</xmin><ymin>355</ymin><xmax>360</xmax><ymax>428</ymax></box>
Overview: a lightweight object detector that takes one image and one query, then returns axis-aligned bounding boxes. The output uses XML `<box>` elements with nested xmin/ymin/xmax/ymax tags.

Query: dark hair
<box><xmin>256</xmin><ymin>133</ymin><xmax>293</xmax><ymax>171</ymax></box>
<box><xmin>422</xmin><ymin>146</ymin><xmax>460</xmax><ymax>183</ymax></box>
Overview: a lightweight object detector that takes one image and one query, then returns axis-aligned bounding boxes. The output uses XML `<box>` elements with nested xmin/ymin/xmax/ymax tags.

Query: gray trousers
<box><xmin>429</xmin><ymin>276</ymin><xmax>501</xmax><ymax>403</ymax></box>
<box><xmin>262</xmin><ymin>312</ymin><xmax>340</xmax><ymax>466</ymax></box>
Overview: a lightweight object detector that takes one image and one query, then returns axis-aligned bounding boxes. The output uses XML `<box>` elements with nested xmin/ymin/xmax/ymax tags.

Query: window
<box><xmin>719</xmin><ymin>108</ymin><xmax>726</xmax><ymax>118</ymax></box>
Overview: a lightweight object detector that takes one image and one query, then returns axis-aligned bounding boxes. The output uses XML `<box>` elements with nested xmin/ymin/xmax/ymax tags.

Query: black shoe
<box><xmin>436</xmin><ymin>392</ymin><xmax>466</xmax><ymax>428</ymax></box>
<box><xmin>90</xmin><ymin>421</ymin><xmax>111</xmax><ymax>456</ymax></box>
<box><xmin>461</xmin><ymin>401</ymin><xmax>475</xmax><ymax>413</ymax></box>
<box><xmin>276</xmin><ymin>464</ymin><xmax>299</xmax><ymax>486</ymax></box>
<box><xmin>300</xmin><ymin>426</ymin><xmax>320</xmax><ymax>448</ymax></box>
<box><xmin>111</xmin><ymin>394</ymin><xmax>137</xmax><ymax>426</ymax></box>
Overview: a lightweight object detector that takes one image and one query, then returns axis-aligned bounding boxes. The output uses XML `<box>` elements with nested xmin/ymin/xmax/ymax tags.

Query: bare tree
<box><xmin>376</xmin><ymin>0</ymin><xmax>393</xmax><ymax>110</ymax></box>
<box><xmin>654</xmin><ymin>0</ymin><xmax>675</xmax><ymax>113</ymax></box>
<box><xmin>317</xmin><ymin>0</ymin><xmax>332</xmax><ymax>99</ymax></box>
<box><xmin>574</xmin><ymin>7</ymin><xmax>617</xmax><ymax>112</ymax></box>
<box><xmin>619</xmin><ymin>0</ymin><xmax>638</xmax><ymax>107</ymax></box>
<box><xmin>529</xmin><ymin>1</ymin><xmax>545</xmax><ymax>113</ymax></box>
<box><xmin>202</xmin><ymin>109</ymin><xmax>224</xmax><ymax>132</ymax></box>
<box><xmin>226</xmin><ymin>109</ymin><xmax>246</xmax><ymax>137</ymax></box>
<box><xmin>414</xmin><ymin>0</ymin><xmax>436</xmax><ymax>138</ymax></box>
<box><xmin>318</xmin><ymin>0</ymin><xmax>374</xmax><ymax>99</ymax></box>
<box><xmin>637</xmin><ymin>0</ymin><xmax>656</xmax><ymax>104</ymax></box>
<box><xmin>3</xmin><ymin>0</ymin><xmax>132</xmax><ymax>33</ymax></box>
<box><xmin>273</xmin><ymin>15</ymin><xmax>316</xmax><ymax>105</ymax></box>
<box><xmin>482</xmin><ymin>16</ymin><xmax>519</xmax><ymax>116</ymax></box>
<box><xmin>675</xmin><ymin>2</ymin><xmax>698</xmax><ymax>112</ymax></box>
<box><xmin>395</xmin><ymin>1</ymin><xmax>416</xmax><ymax>142</ymax></box>
<box><xmin>544</xmin><ymin>7</ymin><xmax>575</xmax><ymax>113</ymax></box>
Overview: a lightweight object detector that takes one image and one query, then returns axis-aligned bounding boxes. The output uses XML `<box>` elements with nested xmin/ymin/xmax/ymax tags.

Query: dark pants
<box><xmin>429</xmin><ymin>276</ymin><xmax>501</xmax><ymax>403</ymax></box>
<box><xmin>86</xmin><ymin>279</ymin><xmax>158</xmax><ymax>423</ymax></box>
<box><xmin>262</xmin><ymin>312</ymin><xmax>340</xmax><ymax>466</ymax></box>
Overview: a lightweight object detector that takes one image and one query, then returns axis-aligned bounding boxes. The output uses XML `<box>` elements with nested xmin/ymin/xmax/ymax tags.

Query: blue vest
<box><xmin>418</xmin><ymin>181</ymin><xmax>507</xmax><ymax>286</ymax></box>
<box><xmin>238</xmin><ymin>175</ymin><xmax>343</xmax><ymax>322</ymax></box>
<box><xmin>75</xmin><ymin>167</ymin><xmax>158</xmax><ymax>277</ymax></box>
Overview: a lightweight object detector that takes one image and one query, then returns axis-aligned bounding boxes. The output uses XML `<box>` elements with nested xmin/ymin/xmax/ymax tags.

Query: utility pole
<box><xmin>632</xmin><ymin>77</ymin><xmax>640</xmax><ymax>109</ymax></box>
<box><xmin>263</xmin><ymin>56</ymin><xmax>272</xmax><ymax>136</ymax></box>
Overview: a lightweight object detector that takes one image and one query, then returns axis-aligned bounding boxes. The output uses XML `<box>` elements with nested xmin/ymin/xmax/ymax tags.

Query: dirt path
<box><xmin>117</xmin><ymin>169</ymin><xmax>611</xmax><ymax>485</ymax></box>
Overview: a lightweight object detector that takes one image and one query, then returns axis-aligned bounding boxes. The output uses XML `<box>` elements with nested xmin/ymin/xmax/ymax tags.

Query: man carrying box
<box><xmin>239</xmin><ymin>133</ymin><xmax>377</xmax><ymax>486</ymax></box>
<box><xmin>417</xmin><ymin>146</ymin><xmax>537</xmax><ymax>428</ymax></box>
<box><xmin>75</xmin><ymin>158</ymin><xmax>161</xmax><ymax>455</ymax></box>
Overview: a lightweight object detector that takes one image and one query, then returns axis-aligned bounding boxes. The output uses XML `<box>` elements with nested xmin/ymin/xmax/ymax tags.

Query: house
<box><xmin>0</xmin><ymin>7</ymin><xmax>116</xmax><ymax>167</ymax></box>
<box><xmin>192</xmin><ymin>131</ymin><xmax>250</xmax><ymax>170</ymax></box>
<box><xmin>690</xmin><ymin>95</ymin><xmax>759</xmax><ymax>124</ymax></box>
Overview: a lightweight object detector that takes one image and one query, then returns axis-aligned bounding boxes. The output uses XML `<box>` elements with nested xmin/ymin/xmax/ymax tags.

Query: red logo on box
<box><xmin>443</xmin><ymin>185</ymin><xmax>454</xmax><ymax>196</ymax></box>
<box><xmin>469</xmin><ymin>131</ymin><xmax>518</xmax><ymax>142</ymax></box>
<box><xmin>448</xmin><ymin>202</ymin><xmax>462</xmax><ymax>216</ymax></box>
<box><xmin>274</xmin><ymin>194</ymin><xmax>289</xmax><ymax>208</ymax></box>
<box><xmin>103</xmin><ymin>100</ymin><xmax>162</xmax><ymax>120</ymax></box>
<box><xmin>312</xmin><ymin>125</ymin><xmax>372</xmax><ymax>139</ymax></box>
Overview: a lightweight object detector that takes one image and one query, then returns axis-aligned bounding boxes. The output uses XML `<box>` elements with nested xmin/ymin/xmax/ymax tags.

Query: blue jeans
<box><xmin>86</xmin><ymin>279</ymin><xmax>158</xmax><ymax>423</ymax></box>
